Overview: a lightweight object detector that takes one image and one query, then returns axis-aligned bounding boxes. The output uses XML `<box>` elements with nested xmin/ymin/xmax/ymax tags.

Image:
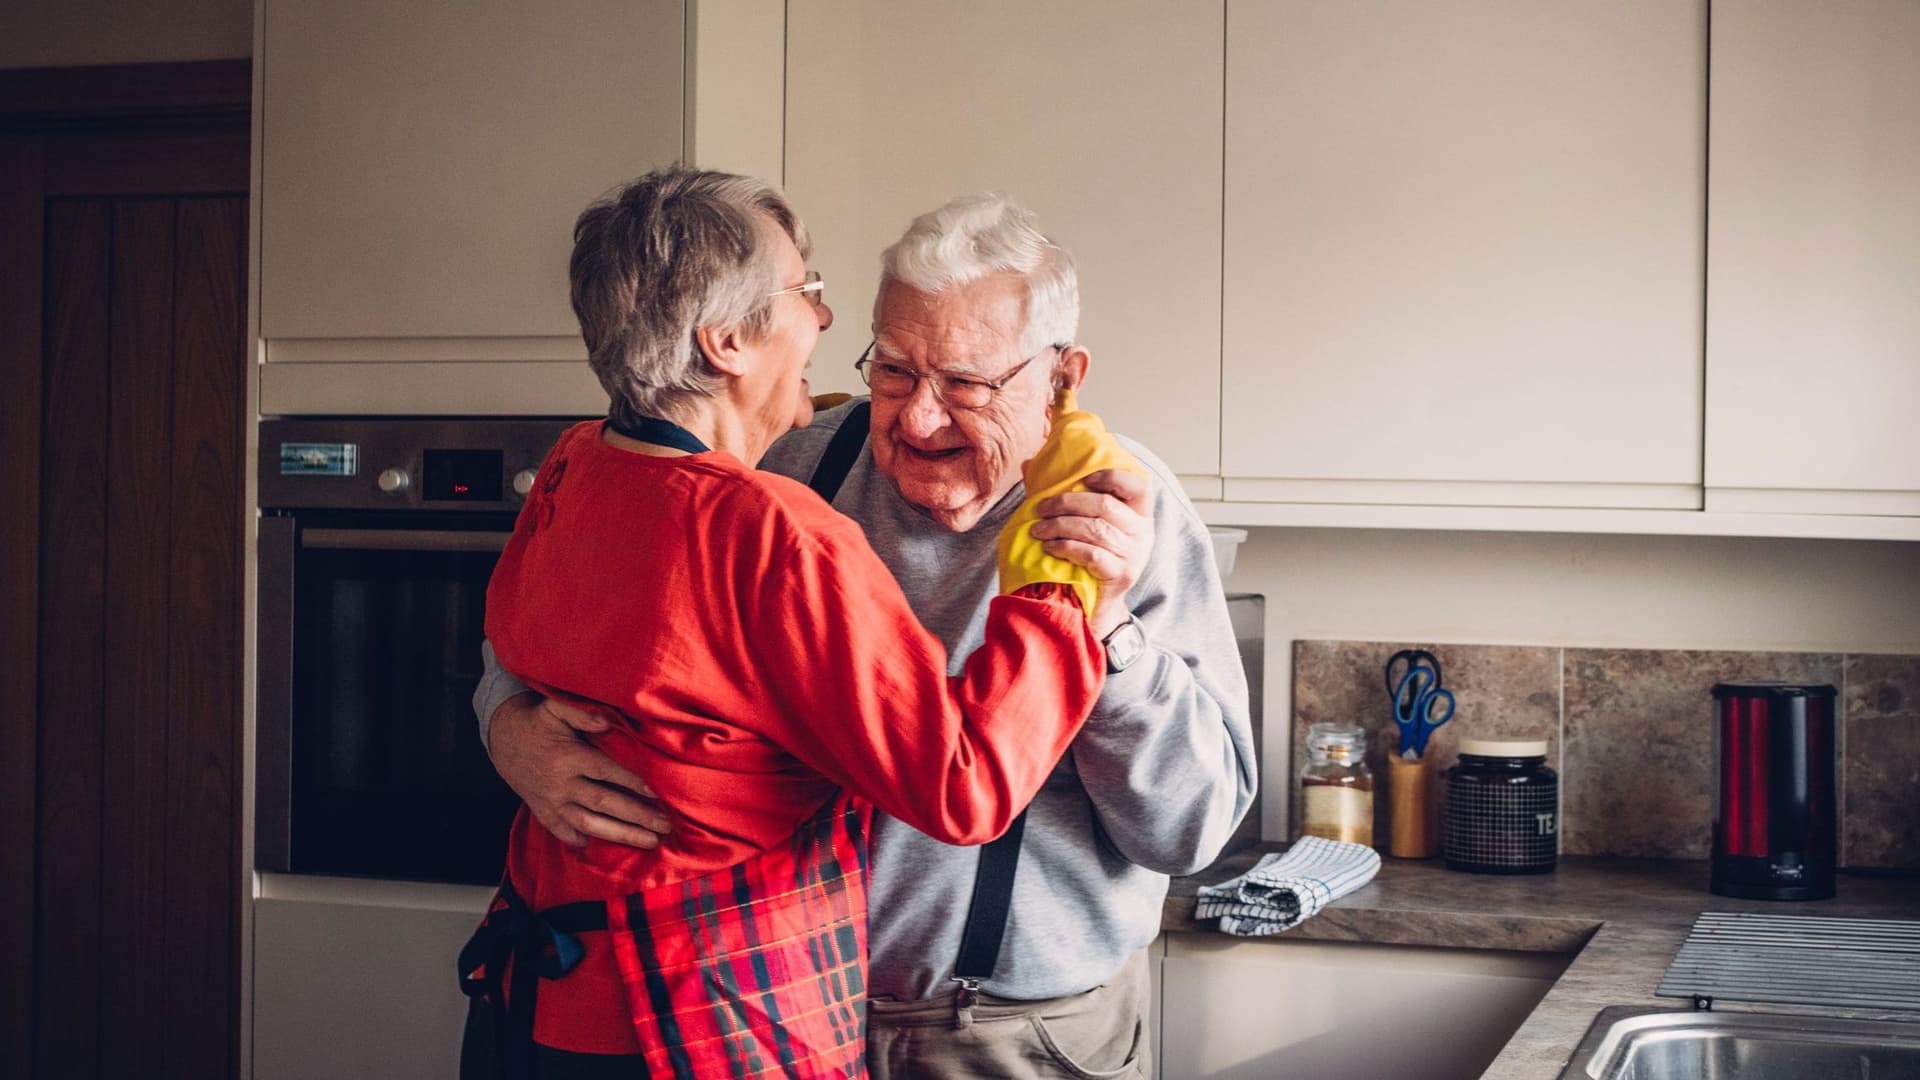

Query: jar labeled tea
<box><xmin>1299</xmin><ymin>723</ymin><xmax>1373</xmax><ymax>846</ymax></box>
<box><xmin>1442</xmin><ymin>737</ymin><xmax>1558</xmax><ymax>874</ymax></box>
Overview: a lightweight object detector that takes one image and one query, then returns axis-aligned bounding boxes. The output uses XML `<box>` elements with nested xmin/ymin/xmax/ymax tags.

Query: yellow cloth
<box><xmin>996</xmin><ymin>389</ymin><xmax>1147</xmax><ymax>617</ymax></box>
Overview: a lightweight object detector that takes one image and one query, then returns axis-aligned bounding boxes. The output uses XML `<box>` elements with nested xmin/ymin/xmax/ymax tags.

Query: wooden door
<box><xmin>0</xmin><ymin>61</ymin><xmax>248</xmax><ymax>1080</ymax></box>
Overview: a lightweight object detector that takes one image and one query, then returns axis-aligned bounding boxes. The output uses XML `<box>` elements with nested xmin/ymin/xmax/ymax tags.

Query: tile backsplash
<box><xmin>1844</xmin><ymin>655</ymin><xmax>1920</xmax><ymax>868</ymax></box>
<box><xmin>1561</xmin><ymin>649</ymin><xmax>1843</xmax><ymax>860</ymax></box>
<box><xmin>1291</xmin><ymin>641</ymin><xmax>1920</xmax><ymax>869</ymax></box>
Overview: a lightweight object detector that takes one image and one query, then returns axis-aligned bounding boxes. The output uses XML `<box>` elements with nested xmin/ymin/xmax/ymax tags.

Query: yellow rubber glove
<box><xmin>996</xmin><ymin>389</ymin><xmax>1148</xmax><ymax>617</ymax></box>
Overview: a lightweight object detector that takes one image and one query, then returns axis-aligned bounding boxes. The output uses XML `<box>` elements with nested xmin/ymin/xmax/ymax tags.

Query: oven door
<box><xmin>258</xmin><ymin>513</ymin><xmax>521</xmax><ymax>885</ymax></box>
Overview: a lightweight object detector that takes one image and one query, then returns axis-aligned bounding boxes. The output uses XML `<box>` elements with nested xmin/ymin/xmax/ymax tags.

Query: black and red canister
<box><xmin>1710</xmin><ymin>682</ymin><xmax>1838</xmax><ymax>901</ymax></box>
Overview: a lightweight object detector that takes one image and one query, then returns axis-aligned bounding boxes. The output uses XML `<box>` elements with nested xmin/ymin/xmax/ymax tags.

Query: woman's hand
<box><xmin>486</xmin><ymin>691</ymin><xmax>672</xmax><ymax>848</ymax></box>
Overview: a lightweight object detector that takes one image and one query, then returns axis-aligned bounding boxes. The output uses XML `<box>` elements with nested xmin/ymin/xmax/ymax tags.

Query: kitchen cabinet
<box><xmin>1155</xmin><ymin>933</ymin><xmax>1566</xmax><ymax>1080</ymax></box>
<box><xmin>255</xmin><ymin>0</ymin><xmax>686</xmax><ymax>413</ymax></box>
<box><xmin>1704</xmin><ymin>0</ymin><xmax>1920</xmax><ymax>516</ymax></box>
<box><xmin>1219</xmin><ymin>0</ymin><xmax>1707</xmax><ymax>509</ymax></box>
<box><xmin>253</xmin><ymin>876</ymin><xmax>493</xmax><ymax>1080</ymax></box>
<box><xmin>782</xmin><ymin>1</ymin><xmax>1225</xmax><ymax>480</ymax></box>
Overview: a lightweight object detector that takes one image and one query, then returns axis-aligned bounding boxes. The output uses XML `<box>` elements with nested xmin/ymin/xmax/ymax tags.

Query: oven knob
<box><xmin>512</xmin><ymin>468</ymin><xmax>537</xmax><ymax>497</ymax></box>
<box><xmin>376</xmin><ymin>468</ymin><xmax>411</xmax><ymax>495</ymax></box>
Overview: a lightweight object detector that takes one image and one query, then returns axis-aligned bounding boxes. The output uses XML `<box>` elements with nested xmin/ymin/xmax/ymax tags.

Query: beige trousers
<box><xmin>864</xmin><ymin>950</ymin><xmax>1152</xmax><ymax>1079</ymax></box>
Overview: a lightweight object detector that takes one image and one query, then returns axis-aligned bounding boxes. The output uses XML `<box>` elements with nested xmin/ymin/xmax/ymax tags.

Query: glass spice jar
<box><xmin>1299</xmin><ymin>723</ymin><xmax>1374</xmax><ymax>846</ymax></box>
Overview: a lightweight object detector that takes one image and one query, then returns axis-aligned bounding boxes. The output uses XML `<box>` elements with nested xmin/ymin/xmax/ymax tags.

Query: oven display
<box><xmin>423</xmin><ymin>449</ymin><xmax>503</xmax><ymax>501</ymax></box>
<box><xmin>280</xmin><ymin>442</ymin><xmax>358</xmax><ymax>477</ymax></box>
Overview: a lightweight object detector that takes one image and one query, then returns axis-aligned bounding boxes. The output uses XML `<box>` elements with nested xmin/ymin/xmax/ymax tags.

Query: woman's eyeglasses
<box><xmin>768</xmin><ymin>270</ymin><xmax>826</xmax><ymax>309</ymax></box>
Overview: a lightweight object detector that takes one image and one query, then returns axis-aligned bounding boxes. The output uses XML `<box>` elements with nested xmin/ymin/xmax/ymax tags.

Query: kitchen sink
<box><xmin>1557</xmin><ymin>1005</ymin><xmax>1920</xmax><ymax>1079</ymax></box>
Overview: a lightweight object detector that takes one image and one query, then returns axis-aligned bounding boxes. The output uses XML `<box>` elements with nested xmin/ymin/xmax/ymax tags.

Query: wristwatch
<box><xmin>1101</xmin><ymin>614</ymin><xmax>1147</xmax><ymax>674</ymax></box>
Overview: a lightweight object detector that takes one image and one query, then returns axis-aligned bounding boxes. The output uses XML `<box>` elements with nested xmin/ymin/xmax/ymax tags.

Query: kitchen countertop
<box><xmin>1166</xmin><ymin>844</ymin><xmax>1920</xmax><ymax>1080</ymax></box>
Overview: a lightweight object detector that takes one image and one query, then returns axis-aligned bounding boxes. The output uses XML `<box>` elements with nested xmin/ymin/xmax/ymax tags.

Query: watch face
<box><xmin>1106</xmin><ymin>619</ymin><xmax>1146</xmax><ymax>672</ymax></box>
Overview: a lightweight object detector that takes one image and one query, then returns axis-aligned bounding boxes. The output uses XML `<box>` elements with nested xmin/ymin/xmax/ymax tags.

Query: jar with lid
<box><xmin>1299</xmin><ymin>723</ymin><xmax>1374</xmax><ymax>846</ymax></box>
<box><xmin>1442</xmin><ymin>737</ymin><xmax>1557</xmax><ymax>874</ymax></box>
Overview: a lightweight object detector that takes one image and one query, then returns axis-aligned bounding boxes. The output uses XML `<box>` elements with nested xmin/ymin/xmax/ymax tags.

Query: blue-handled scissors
<box><xmin>1384</xmin><ymin>649</ymin><xmax>1444</xmax><ymax>700</ymax></box>
<box><xmin>1385</xmin><ymin>652</ymin><xmax>1454</xmax><ymax>757</ymax></box>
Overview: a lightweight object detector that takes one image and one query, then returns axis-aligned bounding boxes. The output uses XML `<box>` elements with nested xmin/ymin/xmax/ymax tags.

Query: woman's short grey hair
<box><xmin>570</xmin><ymin>166</ymin><xmax>810</xmax><ymax>426</ymax></box>
<box><xmin>877</xmin><ymin>194</ymin><xmax>1078</xmax><ymax>358</ymax></box>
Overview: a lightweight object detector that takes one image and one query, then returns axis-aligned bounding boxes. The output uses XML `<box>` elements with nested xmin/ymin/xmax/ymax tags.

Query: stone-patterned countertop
<box><xmin>1166</xmin><ymin>845</ymin><xmax>1920</xmax><ymax>1080</ymax></box>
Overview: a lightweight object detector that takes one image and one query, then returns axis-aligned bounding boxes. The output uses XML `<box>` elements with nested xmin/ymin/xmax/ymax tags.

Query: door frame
<box><xmin>0</xmin><ymin>58</ymin><xmax>250</xmax><ymax>1077</ymax></box>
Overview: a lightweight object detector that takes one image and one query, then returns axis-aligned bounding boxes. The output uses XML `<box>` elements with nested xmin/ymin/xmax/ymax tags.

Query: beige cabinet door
<box><xmin>1221</xmin><ymin>1</ymin><xmax>1706</xmax><ymax>509</ymax></box>
<box><xmin>258</xmin><ymin>0</ymin><xmax>685</xmax><ymax>344</ymax></box>
<box><xmin>253</xmin><ymin>884</ymin><xmax>493</xmax><ymax>1080</ymax></box>
<box><xmin>1706</xmin><ymin>0</ymin><xmax>1920</xmax><ymax>516</ymax></box>
<box><xmin>783</xmin><ymin>1</ymin><xmax>1225</xmax><ymax>478</ymax></box>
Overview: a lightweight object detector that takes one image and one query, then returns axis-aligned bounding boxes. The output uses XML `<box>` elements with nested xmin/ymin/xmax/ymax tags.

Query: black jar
<box><xmin>1443</xmin><ymin>738</ymin><xmax>1558</xmax><ymax>874</ymax></box>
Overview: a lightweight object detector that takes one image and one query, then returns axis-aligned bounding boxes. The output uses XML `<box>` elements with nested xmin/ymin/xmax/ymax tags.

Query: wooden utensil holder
<box><xmin>1387</xmin><ymin>753</ymin><xmax>1441</xmax><ymax>859</ymax></box>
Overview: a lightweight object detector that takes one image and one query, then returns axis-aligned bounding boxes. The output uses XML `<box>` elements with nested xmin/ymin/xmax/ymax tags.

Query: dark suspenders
<box><xmin>803</xmin><ymin>399</ymin><xmax>1029</xmax><ymax>1025</ymax></box>
<box><xmin>949</xmin><ymin>813</ymin><xmax>1028</xmax><ymax>1021</ymax></box>
<box><xmin>805</xmin><ymin>400</ymin><xmax>871</xmax><ymax>500</ymax></box>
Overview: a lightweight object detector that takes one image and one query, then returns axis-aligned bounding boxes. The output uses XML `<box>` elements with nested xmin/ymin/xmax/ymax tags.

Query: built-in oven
<box><xmin>256</xmin><ymin>418</ymin><xmax>578</xmax><ymax>885</ymax></box>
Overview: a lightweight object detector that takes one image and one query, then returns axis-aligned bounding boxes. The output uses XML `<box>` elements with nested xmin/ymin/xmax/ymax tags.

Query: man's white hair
<box><xmin>876</xmin><ymin>194</ymin><xmax>1079</xmax><ymax>357</ymax></box>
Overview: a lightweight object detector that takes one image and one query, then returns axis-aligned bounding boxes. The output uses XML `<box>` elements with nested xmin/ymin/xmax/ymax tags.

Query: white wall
<box><xmin>0</xmin><ymin>0</ymin><xmax>250</xmax><ymax>69</ymax></box>
<box><xmin>1224</xmin><ymin>527</ymin><xmax>1920</xmax><ymax>839</ymax></box>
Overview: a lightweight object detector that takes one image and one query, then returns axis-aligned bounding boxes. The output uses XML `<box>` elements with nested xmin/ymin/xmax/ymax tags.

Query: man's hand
<box><xmin>1029</xmin><ymin>467</ymin><xmax>1156</xmax><ymax>639</ymax></box>
<box><xmin>486</xmin><ymin>691</ymin><xmax>672</xmax><ymax>849</ymax></box>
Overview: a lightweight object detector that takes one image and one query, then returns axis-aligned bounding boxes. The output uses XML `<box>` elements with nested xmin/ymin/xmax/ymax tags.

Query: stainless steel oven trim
<box><xmin>254</xmin><ymin>417</ymin><xmax>567</xmax><ymax>884</ymax></box>
<box><xmin>256</xmin><ymin>515</ymin><xmax>295</xmax><ymax>873</ymax></box>
<box><xmin>300</xmin><ymin>527</ymin><xmax>511</xmax><ymax>553</ymax></box>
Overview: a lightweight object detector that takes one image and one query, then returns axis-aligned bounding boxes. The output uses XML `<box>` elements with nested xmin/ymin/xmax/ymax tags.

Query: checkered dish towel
<box><xmin>1194</xmin><ymin>836</ymin><xmax>1382</xmax><ymax>937</ymax></box>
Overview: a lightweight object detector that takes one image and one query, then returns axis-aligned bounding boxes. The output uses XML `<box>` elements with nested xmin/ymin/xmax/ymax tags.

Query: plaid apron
<box><xmin>461</xmin><ymin>793</ymin><xmax>873</xmax><ymax>1078</ymax></box>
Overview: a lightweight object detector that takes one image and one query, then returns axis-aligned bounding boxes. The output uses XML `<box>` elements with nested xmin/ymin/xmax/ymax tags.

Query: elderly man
<box><xmin>478</xmin><ymin>194</ymin><xmax>1256</xmax><ymax>1077</ymax></box>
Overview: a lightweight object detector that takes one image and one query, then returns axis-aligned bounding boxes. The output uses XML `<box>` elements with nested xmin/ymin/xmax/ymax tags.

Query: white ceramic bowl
<box><xmin>1207</xmin><ymin>526</ymin><xmax>1248</xmax><ymax>579</ymax></box>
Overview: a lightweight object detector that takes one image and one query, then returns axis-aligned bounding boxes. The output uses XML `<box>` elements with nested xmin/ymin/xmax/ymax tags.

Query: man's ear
<box><xmin>1054</xmin><ymin>345</ymin><xmax>1091</xmax><ymax>392</ymax></box>
<box><xmin>694</xmin><ymin>323</ymin><xmax>751</xmax><ymax>377</ymax></box>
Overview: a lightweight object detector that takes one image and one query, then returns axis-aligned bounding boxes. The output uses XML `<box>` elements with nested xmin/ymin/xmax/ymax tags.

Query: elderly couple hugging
<box><xmin>459</xmin><ymin>167</ymin><xmax>1255</xmax><ymax>1080</ymax></box>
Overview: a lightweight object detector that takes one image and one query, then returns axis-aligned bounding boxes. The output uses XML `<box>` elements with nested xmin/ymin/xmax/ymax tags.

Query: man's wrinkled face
<box><xmin>868</xmin><ymin>275</ymin><xmax>1056</xmax><ymax>533</ymax></box>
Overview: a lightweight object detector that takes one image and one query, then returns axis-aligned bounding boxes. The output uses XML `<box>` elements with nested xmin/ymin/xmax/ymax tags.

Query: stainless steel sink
<box><xmin>1557</xmin><ymin>1005</ymin><xmax>1920</xmax><ymax>1079</ymax></box>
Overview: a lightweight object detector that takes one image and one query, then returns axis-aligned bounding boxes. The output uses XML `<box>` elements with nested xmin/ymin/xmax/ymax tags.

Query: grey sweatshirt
<box><xmin>475</xmin><ymin>400</ymin><xmax>1257</xmax><ymax>1001</ymax></box>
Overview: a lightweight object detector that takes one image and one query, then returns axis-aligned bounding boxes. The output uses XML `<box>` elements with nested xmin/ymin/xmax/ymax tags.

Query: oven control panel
<box><xmin>259</xmin><ymin>418</ymin><xmax>578</xmax><ymax>512</ymax></box>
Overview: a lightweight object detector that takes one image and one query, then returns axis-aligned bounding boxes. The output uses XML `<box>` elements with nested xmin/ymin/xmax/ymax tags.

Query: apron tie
<box><xmin>458</xmin><ymin>878</ymin><xmax>602</xmax><ymax>1080</ymax></box>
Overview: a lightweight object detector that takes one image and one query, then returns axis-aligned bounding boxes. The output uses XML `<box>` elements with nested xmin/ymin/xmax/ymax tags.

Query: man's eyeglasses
<box><xmin>854</xmin><ymin>341</ymin><xmax>1062</xmax><ymax>411</ymax></box>
<box><xmin>768</xmin><ymin>270</ymin><xmax>826</xmax><ymax>309</ymax></box>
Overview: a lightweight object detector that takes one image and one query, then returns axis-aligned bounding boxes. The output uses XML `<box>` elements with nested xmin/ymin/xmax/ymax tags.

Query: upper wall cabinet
<box><xmin>1706</xmin><ymin>0</ymin><xmax>1920</xmax><ymax>516</ymax></box>
<box><xmin>256</xmin><ymin>0</ymin><xmax>685</xmax><ymax>412</ymax></box>
<box><xmin>1220</xmin><ymin>1</ymin><xmax>1707</xmax><ymax>509</ymax></box>
<box><xmin>783</xmin><ymin>1</ymin><xmax>1225</xmax><ymax>478</ymax></box>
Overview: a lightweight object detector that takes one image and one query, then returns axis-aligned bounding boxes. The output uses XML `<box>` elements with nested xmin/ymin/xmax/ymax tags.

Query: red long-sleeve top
<box><xmin>484</xmin><ymin>421</ymin><xmax>1104</xmax><ymax>1053</ymax></box>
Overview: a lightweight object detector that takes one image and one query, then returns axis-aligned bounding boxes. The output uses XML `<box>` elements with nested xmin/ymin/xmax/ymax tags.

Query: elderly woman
<box><xmin>458</xmin><ymin>167</ymin><xmax>1106</xmax><ymax>1079</ymax></box>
